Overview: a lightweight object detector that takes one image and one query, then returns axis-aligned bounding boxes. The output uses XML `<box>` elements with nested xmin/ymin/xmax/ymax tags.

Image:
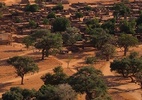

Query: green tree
<box><xmin>34</xmin><ymin>32</ymin><xmax>63</xmax><ymax>60</ymax></box>
<box><xmin>2</xmin><ymin>87</ymin><xmax>36</xmax><ymax>100</ymax></box>
<box><xmin>113</xmin><ymin>3</ymin><xmax>130</xmax><ymax>20</ymax></box>
<box><xmin>83</xmin><ymin>6</ymin><xmax>92</xmax><ymax>11</ymax></box>
<box><xmin>41</xmin><ymin>66</ymin><xmax>68</xmax><ymax>85</ymax></box>
<box><xmin>62</xmin><ymin>27</ymin><xmax>81</xmax><ymax>46</ymax></box>
<box><xmin>119</xmin><ymin>19</ymin><xmax>136</xmax><ymax>34</ymax></box>
<box><xmin>68</xmin><ymin>66</ymin><xmax>111</xmax><ymax>100</ymax></box>
<box><xmin>99</xmin><ymin>44</ymin><xmax>116</xmax><ymax>61</ymax></box>
<box><xmin>7</xmin><ymin>56</ymin><xmax>39</xmax><ymax>85</ymax></box>
<box><xmin>91</xmin><ymin>30</ymin><xmax>115</xmax><ymax>49</ymax></box>
<box><xmin>36</xmin><ymin>85</ymin><xmax>58</xmax><ymax>100</ymax></box>
<box><xmin>22</xmin><ymin>36</ymin><xmax>34</xmax><ymax>49</ymax></box>
<box><xmin>101</xmin><ymin>18</ymin><xmax>116</xmax><ymax>34</ymax></box>
<box><xmin>117</xmin><ymin>34</ymin><xmax>138</xmax><ymax>56</ymax></box>
<box><xmin>52</xmin><ymin>17</ymin><xmax>70</xmax><ymax>32</ymax></box>
<box><xmin>47</xmin><ymin>12</ymin><xmax>56</xmax><ymax>19</ymax></box>
<box><xmin>110</xmin><ymin>52</ymin><xmax>142</xmax><ymax>81</ymax></box>
<box><xmin>25</xmin><ymin>4</ymin><xmax>39</xmax><ymax>12</ymax></box>
<box><xmin>75</xmin><ymin>12</ymin><xmax>83</xmax><ymax>20</ymax></box>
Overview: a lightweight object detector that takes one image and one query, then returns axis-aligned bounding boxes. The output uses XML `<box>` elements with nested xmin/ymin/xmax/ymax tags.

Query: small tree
<box><xmin>47</xmin><ymin>12</ymin><xmax>56</xmax><ymax>19</ymax></box>
<box><xmin>7</xmin><ymin>56</ymin><xmax>39</xmax><ymax>85</ymax></box>
<box><xmin>22</xmin><ymin>36</ymin><xmax>34</xmax><ymax>49</ymax></box>
<box><xmin>85</xmin><ymin>56</ymin><xmax>97</xmax><ymax>64</ymax></box>
<box><xmin>83</xmin><ymin>6</ymin><xmax>92</xmax><ymax>11</ymax></box>
<box><xmin>99</xmin><ymin>44</ymin><xmax>116</xmax><ymax>61</ymax></box>
<box><xmin>117</xmin><ymin>34</ymin><xmax>138</xmax><ymax>56</ymax></box>
<box><xmin>52</xmin><ymin>17</ymin><xmax>70</xmax><ymax>32</ymax></box>
<box><xmin>62</xmin><ymin>27</ymin><xmax>81</xmax><ymax>46</ymax></box>
<box><xmin>75</xmin><ymin>12</ymin><xmax>83</xmax><ymax>20</ymax></box>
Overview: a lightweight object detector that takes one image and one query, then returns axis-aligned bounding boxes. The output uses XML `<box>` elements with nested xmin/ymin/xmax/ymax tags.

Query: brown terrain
<box><xmin>0</xmin><ymin>0</ymin><xmax>142</xmax><ymax>100</ymax></box>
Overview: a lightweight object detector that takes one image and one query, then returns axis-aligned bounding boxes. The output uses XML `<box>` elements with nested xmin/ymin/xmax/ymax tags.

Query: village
<box><xmin>0</xmin><ymin>0</ymin><xmax>142</xmax><ymax>100</ymax></box>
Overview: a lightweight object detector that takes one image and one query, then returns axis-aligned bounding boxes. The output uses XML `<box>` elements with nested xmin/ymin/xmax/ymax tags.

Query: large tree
<box><xmin>110</xmin><ymin>52</ymin><xmax>142</xmax><ymax>81</ymax></box>
<box><xmin>7</xmin><ymin>56</ymin><xmax>39</xmax><ymax>85</ymax></box>
<box><xmin>117</xmin><ymin>34</ymin><xmax>138</xmax><ymax>56</ymax></box>
<box><xmin>68</xmin><ymin>66</ymin><xmax>111</xmax><ymax>100</ymax></box>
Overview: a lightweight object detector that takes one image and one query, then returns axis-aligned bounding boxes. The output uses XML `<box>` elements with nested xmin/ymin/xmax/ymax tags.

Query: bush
<box><xmin>25</xmin><ymin>4</ymin><xmax>39</xmax><ymax>12</ymax></box>
<box><xmin>47</xmin><ymin>12</ymin><xmax>56</xmax><ymax>19</ymax></box>
<box><xmin>28</xmin><ymin>20</ymin><xmax>38</xmax><ymax>28</ymax></box>
<box><xmin>43</xmin><ymin>18</ymin><xmax>49</xmax><ymax>25</ymax></box>
<box><xmin>85</xmin><ymin>56</ymin><xmax>97</xmax><ymax>64</ymax></box>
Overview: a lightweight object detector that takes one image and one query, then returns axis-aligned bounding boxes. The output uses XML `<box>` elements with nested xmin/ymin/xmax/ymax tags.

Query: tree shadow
<box><xmin>104</xmin><ymin>75</ymin><xmax>132</xmax><ymax>87</ymax></box>
<box><xmin>0</xmin><ymin>82</ymin><xmax>13</xmax><ymax>93</ymax></box>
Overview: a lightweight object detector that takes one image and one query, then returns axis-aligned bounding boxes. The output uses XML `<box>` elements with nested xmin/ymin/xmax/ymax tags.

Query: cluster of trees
<box><xmin>110</xmin><ymin>52</ymin><xmax>142</xmax><ymax>88</ymax></box>
<box><xmin>2</xmin><ymin>66</ymin><xmax>111</xmax><ymax>100</ymax></box>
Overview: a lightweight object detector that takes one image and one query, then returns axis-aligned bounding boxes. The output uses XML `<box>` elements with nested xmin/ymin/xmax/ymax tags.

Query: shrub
<box><xmin>85</xmin><ymin>56</ymin><xmax>97</xmax><ymax>64</ymax></box>
<box><xmin>43</xmin><ymin>18</ymin><xmax>49</xmax><ymax>25</ymax></box>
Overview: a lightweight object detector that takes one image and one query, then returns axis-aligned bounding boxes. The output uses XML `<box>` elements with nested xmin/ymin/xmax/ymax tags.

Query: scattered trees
<box><xmin>117</xmin><ymin>34</ymin><xmax>138</xmax><ymax>56</ymax></box>
<box><xmin>7</xmin><ymin>56</ymin><xmax>39</xmax><ymax>85</ymax></box>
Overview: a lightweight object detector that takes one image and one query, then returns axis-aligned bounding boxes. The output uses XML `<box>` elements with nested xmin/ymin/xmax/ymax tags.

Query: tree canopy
<box><xmin>7</xmin><ymin>56</ymin><xmax>39</xmax><ymax>85</ymax></box>
<box><xmin>117</xmin><ymin>34</ymin><xmax>138</xmax><ymax>56</ymax></box>
<box><xmin>68</xmin><ymin>66</ymin><xmax>111</xmax><ymax>100</ymax></box>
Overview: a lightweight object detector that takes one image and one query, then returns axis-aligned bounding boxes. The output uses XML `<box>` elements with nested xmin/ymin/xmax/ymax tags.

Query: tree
<box><xmin>52</xmin><ymin>17</ymin><xmax>70</xmax><ymax>32</ymax></box>
<box><xmin>101</xmin><ymin>18</ymin><xmax>116</xmax><ymax>34</ymax></box>
<box><xmin>41</xmin><ymin>66</ymin><xmax>68</xmax><ymax>85</ymax></box>
<box><xmin>119</xmin><ymin>19</ymin><xmax>136</xmax><ymax>34</ymax></box>
<box><xmin>62</xmin><ymin>27</ymin><xmax>82</xmax><ymax>46</ymax></box>
<box><xmin>56</xmin><ymin>84</ymin><xmax>77</xmax><ymax>100</ymax></box>
<box><xmin>113</xmin><ymin>3</ymin><xmax>130</xmax><ymax>20</ymax></box>
<box><xmin>91</xmin><ymin>30</ymin><xmax>115</xmax><ymax>49</ymax></box>
<box><xmin>110</xmin><ymin>52</ymin><xmax>142</xmax><ymax>81</ymax></box>
<box><xmin>22</xmin><ymin>36</ymin><xmax>34</xmax><ymax>49</ymax></box>
<box><xmin>34</xmin><ymin>32</ymin><xmax>63</xmax><ymax>60</ymax></box>
<box><xmin>99</xmin><ymin>44</ymin><xmax>116</xmax><ymax>61</ymax></box>
<box><xmin>7</xmin><ymin>56</ymin><xmax>39</xmax><ymax>85</ymax></box>
<box><xmin>2</xmin><ymin>87</ymin><xmax>36</xmax><ymax>100</ymax></box>
<box><xmin>83</xmin><ymin>6</ymin><xmax>92</xmax><ymax>11</ymax></box>
<box><xmin>68</xmin><ymin>66</ymin><xmax>111</xmax><ymax>100</ymax></box>
<box><xmin>117</xmin><ymin>34</ymin><xmax>138</xmax><ymax>56</ymax></box>
<box><xmin>36</xmin><ymin>84</ymin><xmax>77</xmax><ymax>100</ymax></box>
<box><xmin>25</xmin><ymin>4</ymin><xmax>39</xmax><ymax>12</ymax></box>
<box><xmin>75</xmin><ymin>12</ymin><xmax>83</xmax><ymax>20</ymax></box>
<box><xmin>47</xmin><ymin>12</ymin><xmax>56</xmax><ymax>19</ymax></box>
<box><xmin>36</xmin><ymin>85</ymin><xmax>58</xmax><ymax>100</ymax></box>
